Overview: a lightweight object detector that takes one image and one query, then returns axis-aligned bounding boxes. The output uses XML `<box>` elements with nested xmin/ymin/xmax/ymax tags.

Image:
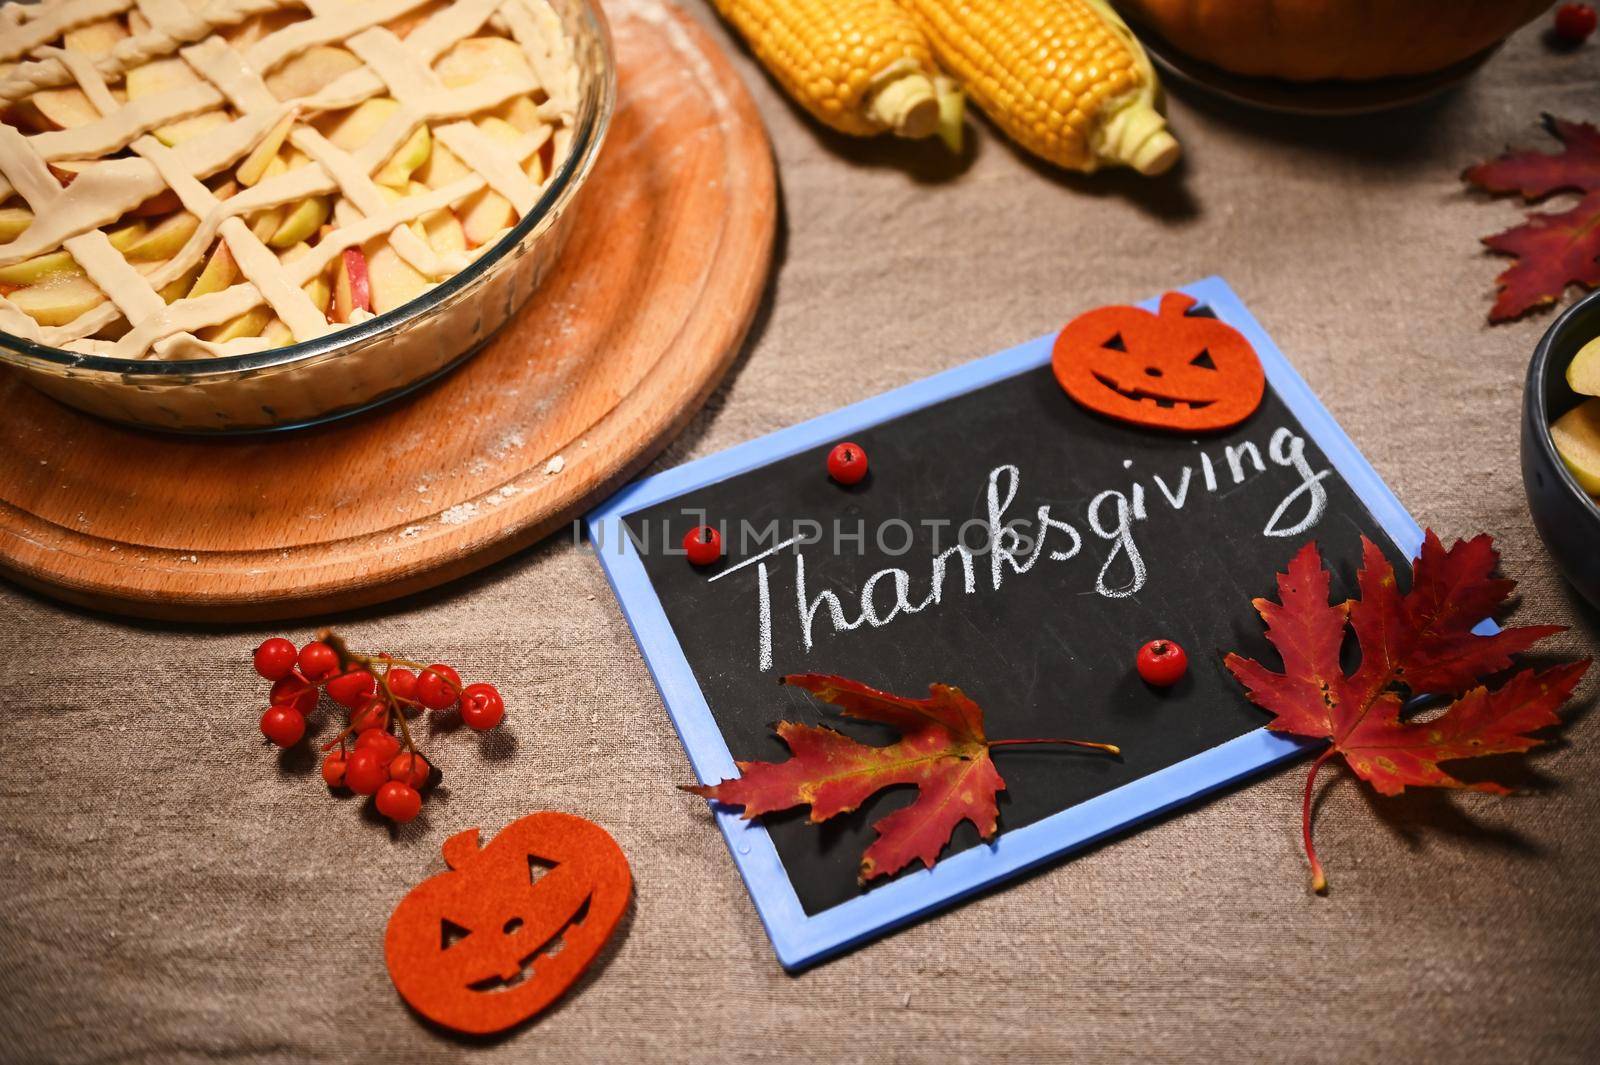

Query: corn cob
<box><xmin>709</xmin><ymin>0</ymin><xmax>961</xmax><ymax>142</ymax></box>
<box><xmin>898</xmin><ymin>0</ymin><xmax>1180</xmax><ymax>175</ymax></box>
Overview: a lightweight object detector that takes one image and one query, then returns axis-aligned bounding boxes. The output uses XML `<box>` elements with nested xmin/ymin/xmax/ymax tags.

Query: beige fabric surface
<box><xmin>3</xmin><ymin>4</ymin><xmax>1599</xmax><ymax>1063</ymax></box>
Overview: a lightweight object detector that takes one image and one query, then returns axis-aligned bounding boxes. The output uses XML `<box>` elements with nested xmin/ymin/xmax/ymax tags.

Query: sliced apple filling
<box><xmin>0</xmin><ymin>0</ymin><xmax>579</xmax><ymax>358</ymax></box>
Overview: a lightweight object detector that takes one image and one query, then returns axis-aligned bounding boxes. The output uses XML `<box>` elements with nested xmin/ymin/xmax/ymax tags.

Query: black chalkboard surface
<box><xmin>590</xmin><ymin>280</ymin><xmax>1420</xmax><ymax>965</ymax></box>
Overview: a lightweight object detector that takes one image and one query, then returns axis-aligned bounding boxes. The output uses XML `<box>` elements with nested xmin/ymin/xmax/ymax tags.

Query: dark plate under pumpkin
<box><xmin>1522</xmin><ymin>287</ymin><xmax>1600</xmax><ymax>610</ymax></box>
<box><xmin>1132</xmin><ymin>20</ymin><xmax>1500</xmax><ymax>116</ymax></box>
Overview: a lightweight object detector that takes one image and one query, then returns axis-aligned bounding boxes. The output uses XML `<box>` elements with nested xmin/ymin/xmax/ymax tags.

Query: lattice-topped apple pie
<box><xmin>0</xmin><ymin>0</ymin><xmax>579</xmax><ymax>360</ymax></box>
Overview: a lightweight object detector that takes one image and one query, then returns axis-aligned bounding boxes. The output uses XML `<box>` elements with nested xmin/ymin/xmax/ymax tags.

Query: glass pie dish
<box><xmin>0</xmin><ymin>0</ymin><xmax>614</xmax><ymax>433</ymax></box>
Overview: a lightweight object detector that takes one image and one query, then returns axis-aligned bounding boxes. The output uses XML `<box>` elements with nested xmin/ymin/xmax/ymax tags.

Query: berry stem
<box><xmin>311</xmin><ymin>630</ymin><xmax>442</xmax><ymax>753</ymax></box>
<box><xmin>368</xmin><ymin>654</ymin><xmax>428</xmax><ymax>672</ymax></box>
<box><xmin>374</xmin><ymin>662</ymin><xmax>422</xmax><ymax>710</ymax></box>
<box><xmin>321</xmin><ymin>628</ymin><xmax>433</xmax><ymax>684</ymax></box>
<box><xmin>988</xmin><ymin>737</ymin><xmax>1122</xmax><ymax>756</ymax></box>
<box><xmin>356</xmin><ymin>651</ymin><xmax>462</xmax><ymax>697</ymax></box>
<box><xmin>319</xmin><ymin>628</ymin><xmax>357</xmax><ymax>672</ymax></box>
<box><xmin>321</xmin><ymin>725</ymin><xmax>360</xmax><ymax>752</ymax></box>
<box><xmin>393</xmin><ymin>697</ymin><xmax>418</xmax><ymax>754</ymax></box>
<box><xmin>1302</xmin><ymin>746</ymin><xmax>1335</xmax><ymax>895</ymax></box>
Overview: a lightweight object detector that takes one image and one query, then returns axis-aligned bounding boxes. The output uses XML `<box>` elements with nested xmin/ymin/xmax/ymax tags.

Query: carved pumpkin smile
<box><xmin>454</xmin><ymin>892</ymin><xmax>593</xmax><ymax>991</ymax></box>
<box><xmin>1090</xmin><ymin>369</ymin><xmax>1218</xmax><ymax>410</ymax></box>
<box><xmin>1053</xmin><ymin>291</ymin><xmax>1265</xmax><ymax>432</ymax></box>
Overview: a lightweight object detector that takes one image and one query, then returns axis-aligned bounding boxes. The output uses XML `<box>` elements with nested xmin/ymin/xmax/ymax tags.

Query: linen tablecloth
<box><xmin>3</xmin><ymin>5</ymin><xmax>1597</xmax><ymax>1062</ymax></box>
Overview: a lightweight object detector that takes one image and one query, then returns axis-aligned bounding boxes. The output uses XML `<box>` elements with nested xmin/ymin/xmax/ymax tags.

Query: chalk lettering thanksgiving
<box><xmin>681</xmin><ymin>423</ymin><xmax>1328</xmax><ymax>671</ymax></box>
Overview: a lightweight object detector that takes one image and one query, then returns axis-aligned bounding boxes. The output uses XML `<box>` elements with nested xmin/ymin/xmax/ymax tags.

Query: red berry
<box><xmin>1555</xmin><ymin>3</ymin><xmax>1597</xmax><ymax>42</ymax></box>
<box><xmin>259</xmin><ymin>705</ymin><xmax>306</xmax><ymax>747</ymax></box>
<box><xmin>460</xmin><ymin>683</ymin><xmax>505</xmax><ymax>731</ymax></box>
<box><xmin>827</xmin><ymin>442</ymin><xmax>869</xmax><ymax>485</ymax></box>
<box><xmin>253</xmin><ymin>637</ymin><xmax>297</xmax><ymax>680</ymax></box>
<box><xmin>375</xmin><ymin>781</ymin><xmax>422</xmax><ymax>823</ymax></box>
<box><xmin>683</xmin><ymin>525</ymin><xmax>722</xmax><ymax>566</ymax></box>
<box><xmin>386</xmin><ymin>667</ymin><xmax>418</xmax><ymax>703</ymax></box>
<box><xmin>417</xmin><ymin>664</ymin><xmax>462</xmax><ymax>710</ymax></box>
<box><xmin>297</xmin><ymin>641</ymin><xmax>339</xmax><ymax>681</ymax></box>
<box><xmin>321</xmin><ymin>753</ymin><xmax>348</xmax><ymax>788</ymax></box>
<box><xmin>356</xmin><ymin>729</ymin><xmax>402</xmax><ymax>761</ymax></box>
<box><xmin>1136</xmin><ymin>639</ymin><xmax>1188</xmax><ymax>687</ymax></box>
<box><xmin>326</xmin><ymin>669</ymin><xmax>377</xmax><ymax>709</ymax></box>
<box><xmin>350</xmin><ymin>698</ymin><xmax>389</xmax><ymax>733</ymax></box>
<box><xmin>268</xmin><ymin>675</ymin><xmax>317</xmax><ymax>715</ymax></box>
<box><xmin>344</xmin><ymin>748</ymin><xmax>389</xmax><ymax>795</ymax></box>
<box><xmin>389</xmin><ymin>751</ymin><xmax>431</xmax><ymax>788</ymax></box>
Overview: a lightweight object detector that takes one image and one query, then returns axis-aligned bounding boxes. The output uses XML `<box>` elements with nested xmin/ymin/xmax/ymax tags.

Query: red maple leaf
<box><xmin>1464</xmin><ymin>115</ymin><xmax>1600</xmax><ymax>322</ymax></box>
<box><xmin>1477</xmin><ymin>190</ymin><xmax>1600</xmax><ymax>322</ymax></box>
<box><xmin>683</xmin><ymin>673</ymin><xmax>1119</xmax><ymax>883</ymax></box>
<box><xmin>1225</xmin><ymin>532</ymin><xmax>1588</xmax><ymax>892</ymax></box>
<box><xmin>1465</xmin><ymin>115</ymin><xmax>1600</xmax><ymax>199</ymax></box>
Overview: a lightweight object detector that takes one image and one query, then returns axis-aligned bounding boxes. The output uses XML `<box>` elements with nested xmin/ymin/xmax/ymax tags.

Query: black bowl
<box><xmin>1523</xmin><ymin>287</ymin><xmax>1600</xmax><ymax>608</ymax></box>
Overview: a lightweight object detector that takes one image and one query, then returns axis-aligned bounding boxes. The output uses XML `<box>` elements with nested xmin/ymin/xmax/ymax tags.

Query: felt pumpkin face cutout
<box><xmin>385</xmin><ymin>812</ymin><xmax>631</xmax><ymax>1035</ymax></box>
<box><xmin>1052</xmin><ymin>291</ymin><xmax>1265</xmax><ymax>432</ymax></box>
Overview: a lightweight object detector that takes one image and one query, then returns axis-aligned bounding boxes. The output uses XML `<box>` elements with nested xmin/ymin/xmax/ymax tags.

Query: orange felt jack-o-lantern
<box><xmin>1052</xmin><ymin>291</ymin><xmax>1265</xmax><ymax>433</ymax></box>
<box><xmin>385</xmin><ymin>812</ymin><xmax>631</xmax><ymax>1035</ymax></box>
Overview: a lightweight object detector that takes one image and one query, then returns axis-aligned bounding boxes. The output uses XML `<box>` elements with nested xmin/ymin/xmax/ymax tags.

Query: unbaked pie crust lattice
<box><xmin>0</xmin><ymin>0</ymin><xmax>578</xmax><ymax>360</ymax></box>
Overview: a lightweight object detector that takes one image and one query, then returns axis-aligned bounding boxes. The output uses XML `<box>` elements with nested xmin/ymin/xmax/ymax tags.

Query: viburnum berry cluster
<box><xmin>252</xmin><ymin>629</ymin><xmax>506</xmax><ymax>824</ymax></box>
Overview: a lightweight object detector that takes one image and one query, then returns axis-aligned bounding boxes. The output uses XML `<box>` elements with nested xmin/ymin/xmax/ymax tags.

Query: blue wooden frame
<box><xmin>586</xmin><ymin>277</ymin><xmax>1424</xmax><ymax>971</ymax></box>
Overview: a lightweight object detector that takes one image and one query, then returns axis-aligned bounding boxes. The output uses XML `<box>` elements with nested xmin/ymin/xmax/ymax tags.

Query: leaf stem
<box><xmin>988</xmin><ymin>738</ymin><xmax>1122</xmax><ymax>756</ymax></box>
<box><xmin>1302</xmin><ymin>746</ymin><xmax>1335</xmax><ymax>895</ymax></box>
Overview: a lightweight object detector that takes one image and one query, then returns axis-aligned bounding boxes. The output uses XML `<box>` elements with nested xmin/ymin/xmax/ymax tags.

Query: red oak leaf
<box><xmin>1463</xmin><ymin>115</ymin><xmax>1600</xmax><ymax>322</ymax></box>
<box><xmin>1225</xmin><ymin>532</ymin><xmax>1588</xmax><ymax>893</ymax></box>
<box><xmin>683</xmin><ymin>673</ymin><xmax>1118</xmax><ymax>883</ymax></box>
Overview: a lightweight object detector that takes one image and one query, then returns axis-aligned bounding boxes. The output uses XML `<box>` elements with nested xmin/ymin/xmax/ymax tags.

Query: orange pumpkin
<box><xmin>385</xmin><ymin>812</ymin><xmax>631</xmax><ymax>1034</ymax></box>
<box><xmin>1052</xmin><ymin>291</ymin><xmax>1265</xmax><ymax>433</ymax></box>
<box><xmin>1118</xmin><ymin>0</ymin><xmax>1550</xmax><ymax>81</ymax></box>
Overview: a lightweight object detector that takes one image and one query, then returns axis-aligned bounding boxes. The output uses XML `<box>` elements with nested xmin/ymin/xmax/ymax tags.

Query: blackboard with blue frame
<box><xmin>587</xmin><ymin>277</ymin><xmax>1423</xmax><ymax>970</ymax></box>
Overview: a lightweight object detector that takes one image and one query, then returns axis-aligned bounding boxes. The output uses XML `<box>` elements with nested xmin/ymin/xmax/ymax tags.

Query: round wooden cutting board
<box><xmin>0</xmin><ymin>3</ymin><xmax>776</xmax><ymax>622</ymax></box>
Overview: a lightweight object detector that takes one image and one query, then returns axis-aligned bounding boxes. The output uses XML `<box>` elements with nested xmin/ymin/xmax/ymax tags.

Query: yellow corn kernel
<box><xmin>899</xmin><ymin>0</ymin><xmax>1179</xmax><ymax>174</ymax></box>
<box><xmin>710</xmin><ymin>0</ymin><xmax>953</xmax><ymax>139</ymax></box>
